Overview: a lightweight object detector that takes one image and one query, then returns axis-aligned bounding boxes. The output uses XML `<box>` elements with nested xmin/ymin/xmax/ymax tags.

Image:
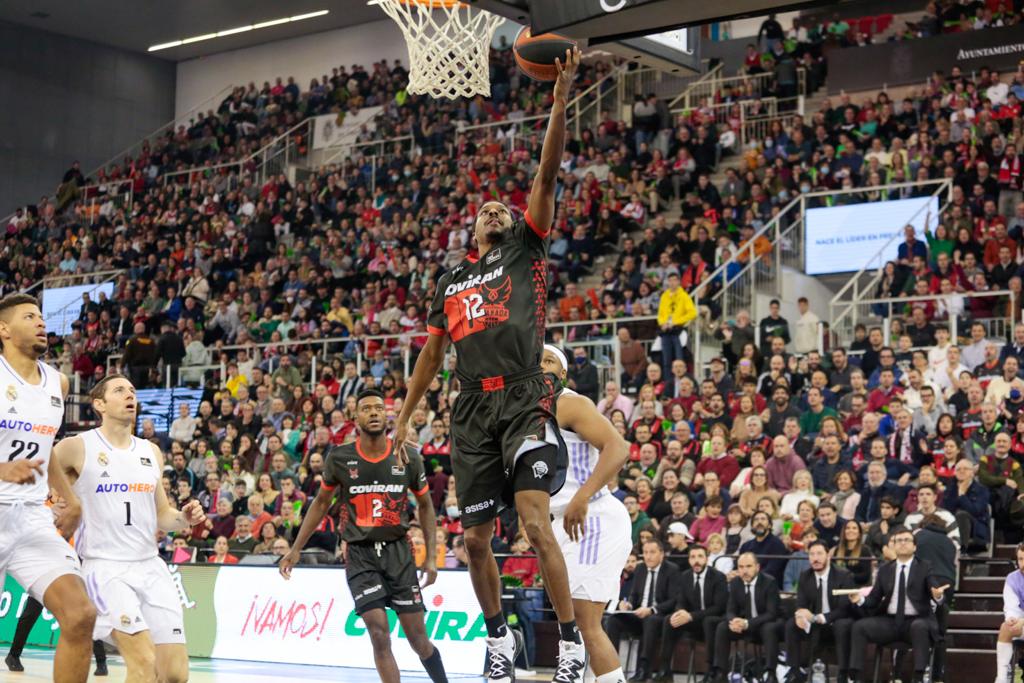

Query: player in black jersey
<box><xmin>395</xmin><ymin>47</ymin><xmax>585</xmax><ymax>683</ymax></box>
<box><xmin>280</xmin><ymin>390</ymin><xmax>448</xmax><ymax>683</ymax></box>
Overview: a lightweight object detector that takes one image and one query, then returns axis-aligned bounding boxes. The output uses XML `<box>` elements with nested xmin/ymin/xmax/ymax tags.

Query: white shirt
<box><xmin>815</xmin><ymin>567</ymin><xmax>831</xmax><ymax>616</ymax></box>
<box><xmin>693</xmin><ymin>570</ymin><xmax>706</xmax><ymax>610</ymax></box>
<box><xmin>744</xmin><ymin>576</ymin><xmax>759</xmax><ymax>619</ymax></box>
<box><xmin>887</xmin><ymin>559</ymin><xmax>919</xmax><ymax>617</ymax></box>
<box><xmin>641</xmin><ymin>562</ymin><xmax>663</xmax><ymax>610</ymax></box>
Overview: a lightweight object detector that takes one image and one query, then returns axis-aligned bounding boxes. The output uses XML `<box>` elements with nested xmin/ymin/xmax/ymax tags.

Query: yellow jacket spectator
<box><xmin>657</xmin><ymin>274</ymin><xmax>697</xmax><ymax>328</ymax></box>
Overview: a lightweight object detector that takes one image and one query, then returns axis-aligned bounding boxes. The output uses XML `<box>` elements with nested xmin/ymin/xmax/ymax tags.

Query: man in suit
<box><xmin>605</xmin><ymin>539</ymin><xmax>681</xmax><ymax>682</ymax></box>
<box><xmin>783</xmin><ymin>540</ymin><xmax>856</xmax><ymax>683</ymax></box>
<box><xmin>848</xmin><ymin>527</ymin><xmax>950</xmax><ymax>683</ymax></box>
<box><xmin>709</xmin><ymin>552</ymin><xmax>781</xmax><ymax>683</ymax></box>
<box><xmin>655</xmin><ymin>544</ymin><xmax>728</xmax><ymax>683</ymax></box>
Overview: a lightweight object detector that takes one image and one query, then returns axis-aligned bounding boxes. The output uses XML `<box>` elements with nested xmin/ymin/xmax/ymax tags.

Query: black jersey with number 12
<box><xmin>426</xmin><ymin>214</ymin><xmax>550</xmax><ymax>383</ymax></box>
<box><xmin>321</xmin><ymin>439</ymin><xmax>428</xmax><ymax>544</ymax></box>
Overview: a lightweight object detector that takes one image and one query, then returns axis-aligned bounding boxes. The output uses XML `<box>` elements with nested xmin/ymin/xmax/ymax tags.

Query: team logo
<box><xmin>485</xmin><ymin>247</ymin><xmax>502</xmax><ymax>265</ymax></box>
<box><xmin>391</xmin><ymin>465</ymin><xmax>405</xmax><ymax>475</ymax></box>
<box><xmin>140</xmin><ymin>457</ymin><xmax>152</xmax><ymax>467</ymax></box>
<box><xmin>98</xmin><ymin>452</ymin><xmax>109</xmax><ymax>466</ymax></box>
<box><xmin>348</xmin><ymin>468</ymin><xmax>359</xmax><ymax>479</ymax></box>
<box><xmin>5</xmin><ymin>385</ymin><xmax>15</xmax><ymax>401</ymax></box>
<box><xmin>50</xmin><ymin>396</ymin><xmax>61</xmax><ymax>407</ymax></box>
<box><xmin>6</xmin><ymin>406</ymin><xmax>15</xmax><ymax>414</ymax></box>
<box><xmin>120</xmin><ymin>615</ymin><xmax>131</xmax><ymax>627</ymax></box>
<box><xmin>531</xmin><ymin>461</ymin><xmax>549</xmax><ymax>479</ymax></box>
<box><xmin>479</xmin><ymin>276</ymin><xmax>512</xmax><ymax>325</ymax></box>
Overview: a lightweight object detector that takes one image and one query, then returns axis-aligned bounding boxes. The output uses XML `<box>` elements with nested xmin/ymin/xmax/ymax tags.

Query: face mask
<box><xmin>575</xmin><ymin>356</ymin><xmax>586</xmax><ymax>365</ymax></box>
<box><xmin>446</xmin><ymin>506</ymin><xmax>461</xmax><ymax>518</ymax></box>
<box><xmin>800</xmin><ymin>184</ymin><xmax>811</xmax><ymax>193</ymax></box>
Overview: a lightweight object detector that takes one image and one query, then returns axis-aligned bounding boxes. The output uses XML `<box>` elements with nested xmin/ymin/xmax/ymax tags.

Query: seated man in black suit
<box><xmin>847</xmin><ymin>527</ymin><xmax>950</xmax><ymax>683</ymax></box>
<box><xmin>605</xmin><ymin>539</ymin><xmax>681</xmax><ymax>682</ymax></box>
<box><xmin>708</xmin><ymin>551</ymin><xmax>781</xmax><ymax>683</ymax></box>
<box><xmin>783</xmin><ymin>540</ymin><xmax>856</xmax><ymax>683</ymax></box>
<box><xmin>655</xmin><ymin>544</ymin><xmax>728</xmax><ymax>683</ymax></box>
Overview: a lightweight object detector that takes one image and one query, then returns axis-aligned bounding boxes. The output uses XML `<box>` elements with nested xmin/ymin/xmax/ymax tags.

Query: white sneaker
<box><xmin>553</xmin><ymin>639</ymin><xmax>586</xmax><ymax>683</ymax></box>
<box><xmin>484</xmin><ymin>628</ymin><xmax>522</xmax><ymax>682</ymax></box>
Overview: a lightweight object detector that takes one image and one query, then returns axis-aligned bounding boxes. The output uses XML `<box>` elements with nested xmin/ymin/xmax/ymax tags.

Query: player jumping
<box><xmin>396</xmin><ymin>47</ymin><xmax>586</xmax><ymax>683</ymax></box>
<box><xmin>54</xmin><ymin>374</ymin><xmax>206</xmax><ymax>683</ymax></box>
<box><xmin>280</xmin><ymin>389</ymin><xmax>449</xmax><ymax>683</ymax></box>
<box><xmin>0</xmin><ymin>293</ymin><xmax>96</xmax><ymax>683</ymax></box>
<box><xmin>541</xmin><ymin>345</ymin><xmax>631</xmax><ymax>683</ymax></box>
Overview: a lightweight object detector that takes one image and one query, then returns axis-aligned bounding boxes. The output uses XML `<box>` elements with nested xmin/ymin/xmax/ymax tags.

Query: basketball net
<box><xmin>370</xmin><ymin>0</ymin><xmax>504</xmax><ymax>100</ymax></box>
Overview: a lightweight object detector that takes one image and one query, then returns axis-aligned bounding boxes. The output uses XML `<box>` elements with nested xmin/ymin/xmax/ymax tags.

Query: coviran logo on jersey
<box><xmin>0</xmin><ymin>419</ymin><xmax>58</xmax><ymax>435</ymax></box>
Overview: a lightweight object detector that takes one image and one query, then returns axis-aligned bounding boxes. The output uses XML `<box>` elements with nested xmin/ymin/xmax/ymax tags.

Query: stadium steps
<box><xmin>960</xmin><ymin>576</ymin><xmax>1006</xmax><ymax>594</ymax></box>
<box><xmin>948</xmin><ymin>611</ymin><xmax>1003</xmax><ymax>629</ymax></box>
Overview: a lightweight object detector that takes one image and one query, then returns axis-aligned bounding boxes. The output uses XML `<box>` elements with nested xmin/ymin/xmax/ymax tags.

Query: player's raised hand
<box><xmin>278</xmin><ymin>548</ymin><xmax>301</xmax><ymax>580</ymax></box>
<box><xmin>419</xmin><ymin>564</ymin><xmax>438</xmax><ymax>589</ymax></box>
<box><xmin>562</xmin><ymin>491</ymin><xmax>589</xmax><ymax>542</ymax></box>
<box><xmin>553</xmin><ymin>46</ymin><xmax>582</xmax><ymax>102</ymax></box>
<box><xmin>181</xmin><ymin>499</ymin><xmax>207</xmax><ymax>527</ymax></box>
<box><xmin>0</xmin><ymin>459</ymin><xmax>44</xmax><ymax>484</ymax></box>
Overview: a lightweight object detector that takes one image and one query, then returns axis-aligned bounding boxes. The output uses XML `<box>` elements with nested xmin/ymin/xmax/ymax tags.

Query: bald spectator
<box><xmin>765</xmin><ymin>435</ymin><xmax>807</xmax><ymax>494</ymax></box>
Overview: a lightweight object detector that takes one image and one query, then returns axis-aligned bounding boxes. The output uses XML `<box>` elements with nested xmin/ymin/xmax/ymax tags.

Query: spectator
<box><xmin>656</xmin><ymin>272</ymin><xmax>696</xmax><ymax>377</ymax></box>
<box><xmin>207</xmin><ymin>536</ymin><xmax>240</xmax><ymax>565</ymax></box>
<box><xmin>946</xmin><ymin>459</ymin><xmax>992</xmax><ymax>549</ymax></box>
<box><xmin>568</xmin><ymin>347</ymin><xmax>599</xmax><ymax>402</ymax></box>
<box><xmin>765</xmin><ymin>434</ymin><xmax>807</xmax><ymax>494</ymax></box>
<box><xmin>738</xmin><ymin>511</ymin><xmax>789</xmax><ymax>584</ymax></box>
<box><xmin>793</xmin><ymin>297</ymin><xmax>820</xmax><ymax>354</ymax></box>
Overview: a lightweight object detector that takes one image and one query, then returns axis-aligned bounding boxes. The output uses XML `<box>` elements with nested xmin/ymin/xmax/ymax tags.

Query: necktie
<box><xmin>895</xmin><ymin>564</ymin><xmax>907</xmax><ymax>628</ymax></box>
<box><xmin>646</xmin><ymin>570</ymin><xmax>657</xmax><ymax>609</ymax></box>
<box><xmin>815</xmin><ymin>577</ymin><xmax>823</xmax><ymax>615</ymax></box>
<box><xmin>695</xmin><ymin>574</ymin><xmax>703</xmax><ymax>610</ymax></box>
<box><xmin>746</xmin><ymin>582</ymin><xmax>756</xmax><ymax>619</ymax></box>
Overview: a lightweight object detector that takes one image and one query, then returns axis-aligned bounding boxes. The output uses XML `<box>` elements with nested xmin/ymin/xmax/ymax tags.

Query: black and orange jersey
<box><xmin>427</xmin><ymin>213</ymin><xmax>549</xmax><ymax>383</ymax></box>
<box><xmin>322</xmin><ymin>439</ymin><xmax>429</xmax><ymax>543</ymax></box>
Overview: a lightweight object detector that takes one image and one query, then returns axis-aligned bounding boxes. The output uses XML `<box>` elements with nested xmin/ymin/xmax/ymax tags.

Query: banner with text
<box><xmin>0</xmin><ymin>575</ymin><xmax>60</xmax><ymax>646</ymax></box>
<box><xmin>804</xmin><ymin>195</ymin><xmax>940</xmax><ymax>276</ymax></box>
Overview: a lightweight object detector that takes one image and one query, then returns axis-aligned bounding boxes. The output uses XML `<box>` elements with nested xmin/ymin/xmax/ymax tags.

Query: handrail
<box><xmin>43</xmin><ymin>270</ymin><xmax>124</xmax><ymax>324</ymax></box>
<box><xmin>22</xmin><ymin>269</ymin><xmax>126</xmax><ymax>295</ymax></box>
<box><xmin>665</xmin><ymin>62</ymin><xmax>723</xmax><ymax>110</ymax></box>
<box><xmin>829</xmin><ymin>178</ymin><xmax>954</xmax><ymax>335</ymax></box>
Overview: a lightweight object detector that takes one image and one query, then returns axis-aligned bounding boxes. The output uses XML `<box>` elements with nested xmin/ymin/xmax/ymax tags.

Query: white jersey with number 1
<box><xmin>73</xmin><ymin>429</ymin><xmax>160</xmax><ymax>562</ymax></box>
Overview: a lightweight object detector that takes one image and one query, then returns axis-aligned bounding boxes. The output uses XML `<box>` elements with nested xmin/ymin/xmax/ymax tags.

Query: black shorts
<box><xmin>345</xmin><ymin>540</ymin><xmax>424</xmax><ymax>615</ymax></box>
<box><xmin>451</xmin><ymin>369</ymin><xmax>567</xmax><ymax>528</ymax></box>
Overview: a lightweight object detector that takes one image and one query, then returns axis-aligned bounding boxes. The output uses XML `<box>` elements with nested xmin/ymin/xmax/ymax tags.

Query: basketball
<box><xmin>513</xmin><ymin>27</ymin><xmax>578</xmax><ymax>82</ymax></box>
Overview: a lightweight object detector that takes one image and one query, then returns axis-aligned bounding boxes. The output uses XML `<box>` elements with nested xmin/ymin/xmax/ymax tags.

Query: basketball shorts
<box><xmin>0</xmin><ymin>503</ymin><xmax>81</xmax><ymax>601</ymax></box>
<box><xmin>346</xmin><ymin>539</ymin><xmax>424</xmax><ymax>615</ymax></box>
<box><xmin>552</xmin><ymin>494</ymin><xmax>632</xmax><ymax>605</ymax></box>
<box><xmin>451</xmin><ymin>369</ymin><xmax>567</xmax><ymax>527</ymax></box>
<box><xmin>83</xmin><ymin>556</ymin><xmax>186</xmax><ymax>645</ymax></box>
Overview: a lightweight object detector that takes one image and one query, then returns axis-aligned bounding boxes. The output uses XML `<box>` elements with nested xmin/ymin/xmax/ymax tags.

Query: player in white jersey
<box><xmin>54</xmin><ymin>374</ymin><xmax>205</xmax><ymax>683</ymax></box>
<box><xmin>541</xmin><ymin>345</ymin><xmax>632</xmax><ymax>683</ymax></box>
<box><xmin>0</xmin><ymin>293</ymin><xmax>96</xmax><ymax>683</ymax></box>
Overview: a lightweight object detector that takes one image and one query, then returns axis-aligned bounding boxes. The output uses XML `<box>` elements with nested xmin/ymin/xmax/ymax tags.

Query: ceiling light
<box><xmin>252</xmin><ymin>17</ymin><xmax>290</xmax><ymax>29</ymax></box>
<box><xmin>290</xmin><ymin>10</ymin><xmax>329</xmax><ymax>21</ymax></box>
<box><xmin>217</xmin><ymin>25</ymin><xmax>254</xmax><ymax>37</ymax></box>
<box><xmin>181</xmin><ymin>33</ymin><xmax>217</xmax><ymax>45</ymax></box>
<box><xmin>148</xmin><ymin>40</ymin><xmax>183</xmax><ymax>52</ymax></box>
<box><xmin>148</xmin><ymin>9</ymin><xmax>329</xmax><ymax>52</ymax></box>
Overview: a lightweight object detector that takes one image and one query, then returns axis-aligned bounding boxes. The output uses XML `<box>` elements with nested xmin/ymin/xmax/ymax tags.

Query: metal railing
<box><xmin>665</xmin><ymin>62</ymin><xmax>725</xmax><ymax>110</ymax></box>
<box><xmin>667</xmin><ymin>67</ymin><xmax>804</xmax><ymax>111</ymax></box>
<box><xmin>23</xmin><ymin>268</ymin><xmax>125</xmax><ymax>295</ymax></box>
<box><xmin>825</xmin><ymin>290</ymin><xmax>1018</xmax><ymax>351</ymax></box>
<box><xmin>688</xmin><ymin>177</ymin><xmax>955</xmax><ymax>370</ymax></box>
<box><xmin>161</xmin><ymin>116</ymin><xmax>314</xmax><ymax>190</ymax></box>
<box><xmin>829</xmin><ymin>178</ymin><xmax>955</xmax><ymax>344</ymax></box>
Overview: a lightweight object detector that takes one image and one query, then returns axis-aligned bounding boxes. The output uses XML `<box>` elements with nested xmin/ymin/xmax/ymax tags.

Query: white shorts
<box><xmin>83</xmin><ymin>556</ymin><xmax>185</xmax><ymax>645</ymax></box>
<box><xmin>0</xmin><ymin>503</ymin><xmax>82</xmax><ymax>601</ymax></box>
<box><xmin>552</xmin><ymin>494</ymin><xmax>633</xmax><ymax>605</ymax></box>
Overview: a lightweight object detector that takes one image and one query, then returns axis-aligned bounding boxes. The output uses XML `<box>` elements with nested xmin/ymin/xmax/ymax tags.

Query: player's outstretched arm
<box><xmin>395</xmin><ymin>333</ymin><xmax>448</xmax><ymax>465</ymax></box>
<box><xmin>558</xmin><ymin>392</ymin><xmax>628</xmax><ymax>542</ymax></box>
<box><xmin>50</xmin><ymin>436</ymin><xmax>85</xmax><ymax>537</ymax></box>
<box><xmin>152</xmin><ymin>445</ymin><xmax>205</xmax><ymax>532</ymax></box>
<box><xmin>279</xmin><ymin>482</ymin><xmax>335</xmax><ymax>579</ymax></box>
<box><xmin>527</xmin><ymin>46</ymin><xmax>581</xmax><ymax>233</ymax></box>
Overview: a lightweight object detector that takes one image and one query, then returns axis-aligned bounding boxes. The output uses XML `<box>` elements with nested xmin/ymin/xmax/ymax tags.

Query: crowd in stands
<box><xmin>2</xmin><ymin>17</ymin><xmax>1024</xmax><ymax>677</ymax></box>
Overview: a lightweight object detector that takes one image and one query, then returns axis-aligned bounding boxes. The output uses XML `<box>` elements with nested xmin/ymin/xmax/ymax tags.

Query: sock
<box><xmin>420</xmin><ymin>646</ymin><xmax>448</xmax><ymax>683</ymax></box>
<box><xmin>596</xmin><ymin>669</ymin><xmax>626</xmax><ymax>683</ymax></box>
<box><xmin>584</xmin><ymin>663</ymin><xmax>597</xmax><ymax>683</ymax></box>
<box><xmin>996</xmin><ymin>641</ymin><xmax>1014</xmax><ymax>683</ymax></box>
<box><xmin>484</xmin><ymin>613</ymin><xmax>508</xmax><ymax>639</ymax></box>
<box><xmin>559</xmin><ymin>619</ymin><xmax>582</xmax><ymax>644</ymax></box>
<box><xmin>93</xmin><ymin>640</ymin><xmax>107</xmax><ymax>665</ymax></box>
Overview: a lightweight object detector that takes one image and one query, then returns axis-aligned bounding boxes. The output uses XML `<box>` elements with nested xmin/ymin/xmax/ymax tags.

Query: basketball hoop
<box><xmin>370</xmin><ymin>0</ymin><xmax>504</xmax><ymax>100</ymax></box>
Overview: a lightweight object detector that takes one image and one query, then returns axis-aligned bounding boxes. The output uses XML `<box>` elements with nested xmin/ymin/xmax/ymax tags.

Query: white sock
<box><xmin>995</xmin><ymin>641</ymin><xmax>1014</xmax><ymax>683</ymax></box>
<box><xmin>583</xmin><ymin>663</ymin><xmax>597</xmax><ymax>683</ymax></box>
<box><xmin>596</xmin><ymin>668</ymin><xmax>626</xmax><ymax>683</ymax></box>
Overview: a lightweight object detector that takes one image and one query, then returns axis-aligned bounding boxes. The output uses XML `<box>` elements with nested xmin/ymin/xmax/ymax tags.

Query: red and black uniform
<box><xmin>426</xmin><ymin>213</ymin><xmax>565</xmax><ymax>527</ymax></box>
<box><xmin>322</xmin><ymin>438</ymin><xmax>429</xmax><ymax>614</ymax></box>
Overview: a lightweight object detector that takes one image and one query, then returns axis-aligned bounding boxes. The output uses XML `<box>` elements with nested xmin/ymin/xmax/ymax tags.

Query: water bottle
<box><xmin>728</xmin><ymin>671</ymin><xmax>743</xmax><ymax>683</ymax></box>
<box><xmin>810</xmin><ymin>659</ymin><xmax>826</xmax><ymax>683</ymax></box>
<box><xmin>921</xmin><ymin>666</ymin><xmax>932</xmax><ymax>683</ymax></box>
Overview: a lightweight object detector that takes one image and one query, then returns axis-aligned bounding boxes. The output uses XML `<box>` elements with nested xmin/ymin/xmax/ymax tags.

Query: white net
<box><xmin>370</xmin><ymin>0</ymin><xmax>505</xmax><ymax>100</ymax></box>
